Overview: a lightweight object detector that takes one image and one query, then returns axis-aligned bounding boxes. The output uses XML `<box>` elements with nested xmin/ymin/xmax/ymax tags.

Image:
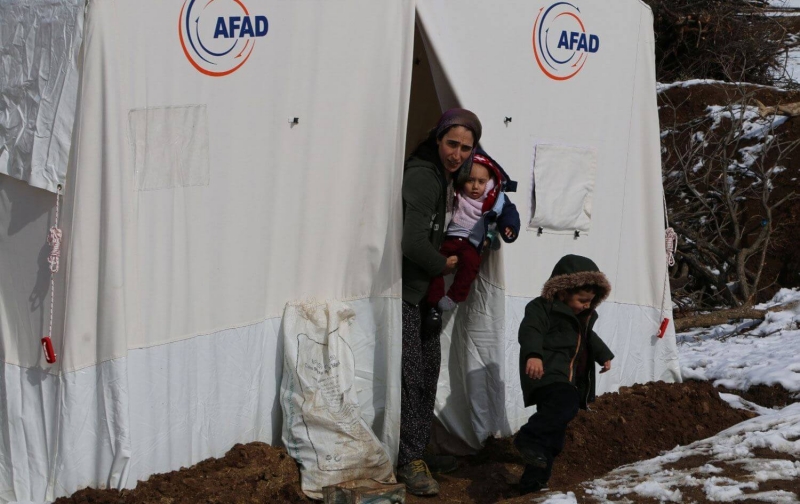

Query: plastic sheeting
<box><xmin>1</xmin><ymin>0</ymin><xmax>411</xmax><ymax>501</ymax></box>
<box><xmin>0</xmin><ymin>0</ymin><xmax>83</xmax><ymax>193</ymax></box>
<box><xmin>0</xmin><ymin>299</ymin><xmax>401</xmax><ymax>503</ymax></box>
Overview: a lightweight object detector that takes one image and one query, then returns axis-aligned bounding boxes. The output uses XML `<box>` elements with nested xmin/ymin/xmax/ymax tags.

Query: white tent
<box><xmin>0</xmin><ymin>0</ymin><xmax>680</xmax><ymax>502</ymax></box>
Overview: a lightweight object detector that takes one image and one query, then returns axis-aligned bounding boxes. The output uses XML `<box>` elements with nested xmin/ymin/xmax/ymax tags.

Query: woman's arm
<box><xmin>401</xmin><ymin>166</ymin><xmax>447</xmax><ymax>276</ymax></box>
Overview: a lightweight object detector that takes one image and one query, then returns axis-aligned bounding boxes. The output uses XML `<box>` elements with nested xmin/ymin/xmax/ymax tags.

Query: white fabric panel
<box><xmin>435</xmin><ymin>252</ymin><xmax>507</xmax><ymax>449</ymax></box>
<box><xmin>0</xmin><ymin>298</ymin><xmax>401</xmax><ymax>503</ymax></box>
<box><xmin>129</xmin><ymin>106</ymin><xmax>210</xmax><ymax>191</ymax></box>
<box><xmin>530</xmin><ymin>144</ymin><xmax>597</xmax><ymax>234</ymax></box>
<box><xmin>0</xmin><ymin>175</ymin><xmax>65</xmax><ymax>369</ymax></box>
<box><xmin>0</xmin><ymin>0</ymin><xmax>83</xmax><ymax>193</ymax></box>
<box><xmin>417</xmin><ymin>0</ymin><xmax>665</xmax><ymax>309</ymax></box>
<box><xmin>58</xmin><ymin>0</ymin><xmax>411</xmax><ymax>372</ymax></box>
<box><xmin>612</xmin><ymin>7</ymin><xmax>672</xmax><ymax>309</ymax></box>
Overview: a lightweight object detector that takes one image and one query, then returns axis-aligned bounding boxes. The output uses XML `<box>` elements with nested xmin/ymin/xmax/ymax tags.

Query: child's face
<box><xmin>463</xmin><ymin>163</ymin><xmax>492</xmax><ymax>200</ymax></box>
<box><xmin>562</xmin><ymin>289</ymin><xmax>595</xmax><ymax>314</ymax></box>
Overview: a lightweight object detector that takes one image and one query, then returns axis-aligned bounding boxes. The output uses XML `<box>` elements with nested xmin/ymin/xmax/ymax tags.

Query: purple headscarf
<box><xmin>435</xmin><ymin>108</ymin><xmax>482</xmax><ymax>144</ymax></box>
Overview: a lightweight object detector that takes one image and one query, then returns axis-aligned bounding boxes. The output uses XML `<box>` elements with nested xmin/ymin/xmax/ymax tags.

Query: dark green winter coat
<box><xmin>518</xmin><ymin>255</ymin><xmax>615</xmax><ymax>409</ymax></box>
<box><xmin>402</xmin><ymin>140</ymin><xmax>449</xmax><ymax>304</ymax></box>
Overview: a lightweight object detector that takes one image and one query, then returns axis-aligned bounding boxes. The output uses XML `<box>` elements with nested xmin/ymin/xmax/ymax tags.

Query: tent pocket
<box><xmin>529</xmin><ymin>144</ymin><xmax>597</xmax><ymax>234</ymax></box>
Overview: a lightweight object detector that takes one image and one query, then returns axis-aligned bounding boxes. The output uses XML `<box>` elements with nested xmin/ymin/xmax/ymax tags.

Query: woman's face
<box><xmin>437</xmin><ymin>126</ymin><xmax>475</xmax><ymax>174</ymax></box>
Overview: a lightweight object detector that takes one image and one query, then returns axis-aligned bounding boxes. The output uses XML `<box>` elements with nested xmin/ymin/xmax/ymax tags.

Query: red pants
<box><xmin>427</xmin><ymin>237</ymin><xmax>483</xmax><ymax>305</ymax></box>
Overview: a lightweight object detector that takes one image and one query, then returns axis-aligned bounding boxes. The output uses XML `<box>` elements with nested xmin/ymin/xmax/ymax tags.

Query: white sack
<box><xmin>280</xmin><ymin>301</ymin><xmax>394</xmax><ymax>500</ymax></box>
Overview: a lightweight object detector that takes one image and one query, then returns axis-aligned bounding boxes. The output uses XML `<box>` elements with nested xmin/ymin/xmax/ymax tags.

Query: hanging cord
<box><xmin>43</xmin><ymin>184</ymin><xmax>65</xmax><ymax>501</ymax></box>
<box><xmin>42</xmin><ymin>186</ymin><xmax>62</xmax><ymax>364</ymax></box>
<box><xmin>657</xmin><ymin>196</ymin><xmax>674</xmax><ymax>338</ymax></box>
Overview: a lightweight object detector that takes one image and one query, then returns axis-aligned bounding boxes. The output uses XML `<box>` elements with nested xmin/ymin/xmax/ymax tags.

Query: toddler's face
<box><xmin>463</xmin><ymin>163</ymin><xmax>492</xmax><ymax>200</ymax></box>
<box><xmin>562</xmin><ymin>289</ymin><xmax>595</xmax><ymax>314</ymax></box>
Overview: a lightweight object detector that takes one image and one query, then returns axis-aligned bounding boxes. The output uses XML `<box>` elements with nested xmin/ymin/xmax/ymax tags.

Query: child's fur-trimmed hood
<box><xmin>541</xmin><ymin>255</ymin><xmax>611</xmax><ymax>308</ymax></box>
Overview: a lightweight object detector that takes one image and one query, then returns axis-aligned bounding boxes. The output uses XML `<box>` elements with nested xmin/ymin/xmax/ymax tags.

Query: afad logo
<box><xmin>532</xmin><ymin>2</ymin><xmax>599</xmax><ymax>81</ymax></box>
<box><xmin>179</xmin><ymin>0</ymin><xmax>268</xmax><ymax>77</ymax></box>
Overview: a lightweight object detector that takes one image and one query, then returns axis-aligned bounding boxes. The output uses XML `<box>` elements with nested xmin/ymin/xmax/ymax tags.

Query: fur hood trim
<box><xmin>541</xmin><ymin>270</ymin><xmax>611</xmax><ymax>307</ymax></box>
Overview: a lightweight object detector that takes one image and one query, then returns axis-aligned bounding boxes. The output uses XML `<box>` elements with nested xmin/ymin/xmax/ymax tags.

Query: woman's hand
<box><xmin>443</xmin><ymin>255</ymin><xmax>459</xmax><ymax>275</ymax></box>
<box><xmin>526</xmin><ymin>357</ymin><xmax>544</xmax><ymax>379</ymax></box>
<box><xmin>599</xmin><ymin>360</ymin><xmax>612</xmax><ymax>374</ymax></box>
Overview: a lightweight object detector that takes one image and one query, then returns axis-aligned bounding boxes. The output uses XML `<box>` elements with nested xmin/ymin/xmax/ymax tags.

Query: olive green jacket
<box><xmin>402</xmin><ymin>143</ymin><xmax>449</xmax><ymax>304</ymax></box>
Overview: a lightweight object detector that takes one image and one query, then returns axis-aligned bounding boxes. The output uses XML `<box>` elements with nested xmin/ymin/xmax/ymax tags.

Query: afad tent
<box><xmin>0</xmin><ymin>0</ymin><xmax>680</xmax><ymax>501</ymax></box>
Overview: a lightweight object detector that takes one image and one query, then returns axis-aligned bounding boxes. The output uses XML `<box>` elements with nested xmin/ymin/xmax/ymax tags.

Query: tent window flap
<box><xmin>529</xmin><ymin>144</ymin><xmax>597</xmax><ymax>234</ymax></box>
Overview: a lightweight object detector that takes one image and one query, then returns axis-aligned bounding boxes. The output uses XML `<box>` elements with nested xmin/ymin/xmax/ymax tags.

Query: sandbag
<box><xmin>280</xmin><ymin>300</ymin><xmax>395</xmax><ymax>499</ymax></box>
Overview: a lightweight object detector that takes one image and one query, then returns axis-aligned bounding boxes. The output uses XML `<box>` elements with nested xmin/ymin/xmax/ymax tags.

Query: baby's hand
<box><xmin>526</xmin><ymin>357</ymin><xmax>544</xmax><ymax>380</ymax></box>
<box><xmin>599</xmin><ymin>360</ymin><xmax>612</xmax><ymax>374</ymax></box>
<box><xmin>504</xmin><ymin>227</ymin><xmax>515</xmax><ymax>239</ymax></box>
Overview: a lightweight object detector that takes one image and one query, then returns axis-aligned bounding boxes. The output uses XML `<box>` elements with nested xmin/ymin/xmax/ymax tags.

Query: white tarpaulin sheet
<box><xmin>0</xmin><ymin>0</ymin><xmax>83</xmax><ymax>193</ymax></box>
<box><xmin>1</xmin><ymin>0</ymin><xmax>411</xmax><ymax>501</ymax></box>
<box><xmin>416</xmin><ymin>0</ymin><xmax>681</xmax><ymax>447</ymax></box>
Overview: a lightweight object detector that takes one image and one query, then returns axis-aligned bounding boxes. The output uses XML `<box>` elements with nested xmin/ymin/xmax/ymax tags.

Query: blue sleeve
<box><xmin>497</xmin><ymin>194</ymin><xmax>521</xmax><ymax>243</ymax></box>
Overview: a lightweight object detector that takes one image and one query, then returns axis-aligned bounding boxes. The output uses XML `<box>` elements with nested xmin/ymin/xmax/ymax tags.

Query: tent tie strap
<box><xmin>42</xmin><ymin>185</ymin><xmax>62</xmax><ymax>365</ymax></box>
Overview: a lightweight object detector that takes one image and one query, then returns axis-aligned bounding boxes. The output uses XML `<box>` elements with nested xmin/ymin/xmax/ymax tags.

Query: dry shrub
<box><xmin>643</xmin><ymin>0</ymin><xmax>786</xmax><ymax>84</ymax></box>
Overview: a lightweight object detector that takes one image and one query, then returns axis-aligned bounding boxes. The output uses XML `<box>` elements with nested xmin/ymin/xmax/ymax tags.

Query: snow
<box><xmin>679</xmin><ymin>289</ymin><xmax>800</xmax><ymax>393</ymax></box>
<box><xmin>772</xmin><ymin>46</ymin><xmax>800</xmax><ymax>84</ymax></box>
<box><xmin>536</xmin><ymin>289</ymin><xmax>800</xmax><ymax>502</ymax></box>
<box><xmin>766</xmin><ymin>0</ymin><xmax>800</xmax><ymax>9</ymax></box>
<box><xmin>656</xmin><ymin>79</ymin><xmax>787</xmax><ymax>93</ymax></box>
<box><xmin>705</xmin><ymin>105</ymin><xmax>787</xmax><ymax>141</ymax></box>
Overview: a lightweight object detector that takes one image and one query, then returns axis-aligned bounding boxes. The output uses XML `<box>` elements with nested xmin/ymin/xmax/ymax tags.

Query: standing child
<box><xmin>515</xmin><ymin>255</ymin><xmax>615</xmax><ymax>495</ymax></box>
<box><xmin>424</xmin><ymin>149</ymin><xmax>520</xmax><ymax>325</ymax></box>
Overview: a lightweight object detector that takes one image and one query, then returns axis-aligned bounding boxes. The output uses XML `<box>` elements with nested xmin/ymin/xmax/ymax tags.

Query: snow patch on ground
<box><xmin>541</xmin><ymin>403</ymin><xmax>800</xmax><ymax>502</ymax></box>
<box><xmin>678</xmin><ymin>289</ymin><xmax>800</xmax><ymax>393</ymax></box>
<box><xmin>657</xmin><ymin>79</ymin><xmax>788</xmax><ymax>93</ymax></box>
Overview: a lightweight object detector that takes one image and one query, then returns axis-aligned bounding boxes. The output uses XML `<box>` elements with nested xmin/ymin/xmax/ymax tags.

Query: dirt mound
<box><xmin>426</xmin><ymin>380</ymin><xmax>754</xmax><ymax>503</ymax></box>
<box><xmin>54</xmin><ymin>443</ymin><xmax>309</xmax><ymax>504</ymax></box>
<box><xmin>56</xmin><ymin>381</ymin><xmax>769</xmax><ymax>504</ymax></box>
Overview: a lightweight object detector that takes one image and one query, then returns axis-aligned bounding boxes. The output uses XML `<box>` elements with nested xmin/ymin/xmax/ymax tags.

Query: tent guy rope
<box><xmin>42</xmin><ymin>184</ymin><xmax>62</xmax><ymax>364</ymax></box>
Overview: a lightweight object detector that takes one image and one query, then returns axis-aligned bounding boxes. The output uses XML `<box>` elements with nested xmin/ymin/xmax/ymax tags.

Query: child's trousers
<box><xmin>517</xmin><ymin>382</ymin><xmax>580</xmax><ymax>490</ymax></box>
<box><xmin>426</xmin><ymin>237</ymin><xmax>482</xmax><ymax>305</ymax></box>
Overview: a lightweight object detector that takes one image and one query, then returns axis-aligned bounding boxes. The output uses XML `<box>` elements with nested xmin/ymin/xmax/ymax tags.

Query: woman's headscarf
<box><xmin>434</xmin><ymin>108</ymin><xmax>482</xmax><ymax>185</ymax></box>
<box><xmin>435</xmin><ymin>108</ymin><xmax>482</xmax><ymax>144</ymax></box>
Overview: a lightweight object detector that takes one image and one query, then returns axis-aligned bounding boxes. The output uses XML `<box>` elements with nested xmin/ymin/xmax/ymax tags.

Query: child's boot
<box><xmin>513</xmin><ymin>433</ymin><xmax>548</xmax><ymax>469</ymax></box>
<box><xmin>519</xmin><ymin>464</ymin><xmax>547</xmax><ymax>495</ymax></box>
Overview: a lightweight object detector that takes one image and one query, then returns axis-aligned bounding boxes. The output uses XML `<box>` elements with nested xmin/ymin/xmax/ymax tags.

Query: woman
<box><xmin>397</xmin><ymin>108</ymin><xmax>482</xmax><ymax>496</ymax></box>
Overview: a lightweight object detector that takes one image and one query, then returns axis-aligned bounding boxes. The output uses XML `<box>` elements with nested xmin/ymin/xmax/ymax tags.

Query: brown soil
<box><xmin>718</xmin><ymin>383</ymin><xmax>800</xmax><ymax>409</ymax></box>
<box><xmin>54</xmin><ymin>443</ymin><xmax>310</xmax><ymax>504</ymax></box>
<box><xmin>56</xmin><ymin>380</ymin><xmax>784</xmax><ymax>504</ymax></box>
